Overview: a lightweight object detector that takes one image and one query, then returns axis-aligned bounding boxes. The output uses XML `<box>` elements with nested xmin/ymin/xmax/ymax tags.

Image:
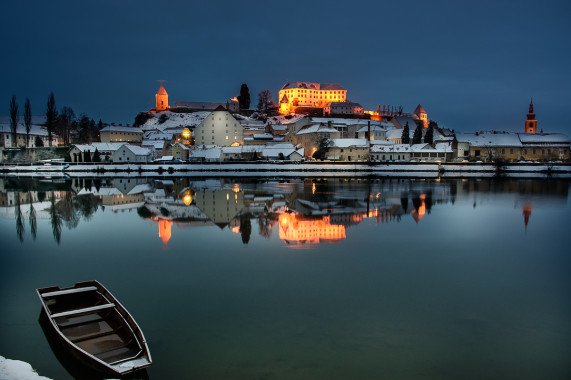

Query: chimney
<box><xmin>367</xmin><ymin>121</ymin><xmax>371</xmax><ymax>141</ymax></box>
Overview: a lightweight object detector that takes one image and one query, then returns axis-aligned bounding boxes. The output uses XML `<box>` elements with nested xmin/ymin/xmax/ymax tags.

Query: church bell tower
<box><xmin>524</xmin><ymin>99</ymin><xmax>537</xmax><ymax>133</ymax></box>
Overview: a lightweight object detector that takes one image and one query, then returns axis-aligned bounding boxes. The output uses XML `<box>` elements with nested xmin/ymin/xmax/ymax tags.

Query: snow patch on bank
<box><xmin>0</xmin><ymin>356</ymin><xmax>52</xmax><ymax>380</ymax></box>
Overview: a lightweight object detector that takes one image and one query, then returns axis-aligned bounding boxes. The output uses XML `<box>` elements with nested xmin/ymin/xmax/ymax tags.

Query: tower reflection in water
<box><xmin>1</xmin><ymin>177</ymin><xmax>566</xmax><ymax>247</ymax></box>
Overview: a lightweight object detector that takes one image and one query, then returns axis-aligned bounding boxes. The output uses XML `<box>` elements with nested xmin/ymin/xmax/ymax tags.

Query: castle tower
<box><xmin>155</xmin><ymin>84</ymin><xmax>169</xmax><ymax>112</ymax></box>
<box><xmin>413</xmin><ymin>104</ymin><xmax>429</xmax><ymax>128</ymax></box>
<box><xmin>524</xmin><ymin>99</ymin><xmax>537</xmax><ymax>133</ymax></box>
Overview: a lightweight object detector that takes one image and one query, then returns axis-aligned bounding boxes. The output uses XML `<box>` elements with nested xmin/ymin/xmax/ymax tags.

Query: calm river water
<box><xmin>1</xmin><ymin>176</ymin><xmax>570</xmax><ymax>379</ymax></box>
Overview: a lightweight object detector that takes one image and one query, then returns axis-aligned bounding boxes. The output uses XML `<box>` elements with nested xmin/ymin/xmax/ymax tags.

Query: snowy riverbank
<box><xmin>1</xmin><ymin>162</ymin><xmax>570</xmax><ymax>179</ymax></box>
<box><xmin>0</xmin><ymin>356</ymin><xmax>52</xmax><ymax>380</ymax></box>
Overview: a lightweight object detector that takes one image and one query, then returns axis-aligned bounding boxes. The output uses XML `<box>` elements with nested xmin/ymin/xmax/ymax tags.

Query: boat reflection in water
<box><xmin>39</xmin><ymin>311</ymin><xmax>149</xmax><ymax>380</ymax></box>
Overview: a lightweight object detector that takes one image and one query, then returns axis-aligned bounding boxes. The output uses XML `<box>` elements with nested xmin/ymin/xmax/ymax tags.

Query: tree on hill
<box><xmin>35</xmin><ymin>136</ymin><xmax>44</xmax><ymax>147</ymax></box>
<box><xmin>412</xmin><ymin>124</ymin><xmax>423</xmax><ymax>145</ymax></box>
<box><xmin>24</xmin><ymin>98</ymin><xmax>32</xmax><ymax>147</ymax></box>
<box><xmin>401</xmin><ymin>122</ymin><xmax>410</xmax><ymax>145</ymax></box>
<box><xmin>238</xmin><ymin>84</ymin><xmax>250</xmax><ymax>110</ymax></box>
<box><xmin>45</xmin><ymin>92</ymin><xmax>58</xmax><ymax>147</ymax></box>
<box><xmin>9</xmin><ymin>95</ymin><xmax>19</xmax><ymax>147</ymax></box>
<box><xmin>257</xmin><ymin>90</ymin><xmax>275</xmax><ymax>112</ymax></box>
<box><xmin>424</xmin><ymin>125</ymin><xmax>434</xmax><ymax>144</ymax></box>
<box><xmin>134</xmin><ymin>112</ymin><xmax>153</xmax><ymax>127</ymax></box>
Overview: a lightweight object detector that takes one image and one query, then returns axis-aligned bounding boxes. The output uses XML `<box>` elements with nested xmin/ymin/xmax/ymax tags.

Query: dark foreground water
<box><xmin>1</xmin><ymin>176</ymin><xmax>570</xmax><ymax>380</ymax></box>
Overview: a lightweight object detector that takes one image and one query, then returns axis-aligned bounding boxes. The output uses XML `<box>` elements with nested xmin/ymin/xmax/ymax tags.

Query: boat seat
<box><xmin>41</xmin><ymin>286</ymin><xmax>98</xmax><ymax>298</ymax></box>
<box><xmin>51</xmin><ymin>303</ymin><xmax>115</xmax><ymax>319</ymax></box>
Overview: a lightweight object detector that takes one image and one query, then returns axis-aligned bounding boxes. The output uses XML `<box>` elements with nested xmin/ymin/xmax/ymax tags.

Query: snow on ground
<box><xmin>140</xmin><ymin>111</ymin><xmax>210</xmax><ymax>131</ymax></box>
<box><xmin>0</xmin><ymin>356</ymin><xmax>52</xmax><ymax>380</ymax></box>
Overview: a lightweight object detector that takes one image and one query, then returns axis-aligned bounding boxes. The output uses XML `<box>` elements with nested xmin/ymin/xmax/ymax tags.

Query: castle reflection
<box><xmin>1</xmin><ymin>177</ymin><xmax>568</xmax><ymax>247</ymax></box>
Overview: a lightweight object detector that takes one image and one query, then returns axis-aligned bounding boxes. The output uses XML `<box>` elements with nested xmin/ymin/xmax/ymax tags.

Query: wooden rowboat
<box><xmin>37</xmin><ymin>281</ymin><xmax>151</xmax><ymax>375</ymax></box>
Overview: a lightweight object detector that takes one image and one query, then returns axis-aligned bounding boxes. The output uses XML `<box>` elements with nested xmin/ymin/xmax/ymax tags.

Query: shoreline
<box><xmin>1</xmin><ymin>162</ymin><xmax>570</xmax><ymax>178</ymax></box>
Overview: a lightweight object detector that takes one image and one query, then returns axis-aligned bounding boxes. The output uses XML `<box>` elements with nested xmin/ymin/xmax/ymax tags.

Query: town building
<box><xmin>410</xmin><ymin>143</ymin><xmax>454</xmax><ymax>162</ymax></box>
<box><xmin>295</xmin><ymin>123</ymin><xmax>341</xmax><ymax>157</ymax></box>
<box><xmin>155</xmin><ymin>84</ymin><xmax>169</xmax><ymax>112</ymax></box>
<box><xmin>413</xmin><ymin>104</ymin><xmax>429</xmax><ymax>128</ymax></box>
<box><xmin>370</xmin><ymin>144</ymin><xmax>411</xmax><ymax>162</ymax></box>
<box><xmin>0</xmin><ymin>116</ymin><xmax>62</xmax><ymax>147</ymax></box>
<box><xmin>112</xmin><ymin>144</ymin><xmax>152</xmax><ymax>163</ymax></box>
<box><xmin>326</xmin><ymin>139</ymin><xmax>369</xmax><ymax>161</ymax></box>
<box><xmin>323</xmin><ymin>102</ymin><xmax>364</xmax><ymax>117</ymax></box>
<box><xmin>99</xmin><ymin>126</ymin><xmax>143</xmax><ymax>143</ymax></box>
<box><xmin>68</xmin><ymin>142</ymin><xmax>124</xmax><ymax>162</ymax></box>
<box><xmin>356</xmin><ymin>125</ymin><xmax>387</xmax><ymax>141</ymax></box>
<box><xmin>193</xmin><ymin>106</ymin><xmax>243</xmax><ymax>146</ymax></box>
<box><xmin>279</xmin><ymin>82</ymin><xmax>347</xmax><ymax>114</ymax></box>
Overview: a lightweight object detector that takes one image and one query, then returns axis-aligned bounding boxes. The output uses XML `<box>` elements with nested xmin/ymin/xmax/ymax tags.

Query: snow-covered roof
<box><xmin>268</xmin><ymin>124</ymin><xmax>288</xmax><ymax>131</ymax></box>
<box><xmin>123</xmin><ymin>145</ymin><xmax>151</xmax><ymax>156</ymax></box>
<box><xmin>0</xmin><ymin>124</ymin><xmax>50</xmax><ymax>136</ymax></box>
<box><xmin>356</xmin><ymin>125</ymin><xmax>387</xmax><ymax>133</ymax></box>
<box><xmin>221</xmin><ymin>146</ymin><xmax>242</xmax><ymax>154</ymax></box>
<box><xmin>100</xmin><ymin>126</ymin><xmax>142</xmax><ymax>133</ymax></box>
<box><xmin>145</xmin><ymin>132</ymin><xmax>173</xmax><ymax>140</ymax></box>
<box><xmin>410</xmin><ymin>142</ymin><xmax>453</xmax><ymax>153</ymax></box>
<box><xmin>296</xmin><ymin>123</ymin><xmax>339</xmax><ymax>135</ymax></box>
<box><xmin>327</xmin><ymin>102</ymin><xmax>363</xmax><ymax>108</ymax></box>
<box><xmin>140</xmin><ymin>111</ymin><xmax>210</xmax><ymax>132</ymax></box>
<box><xmin>517</xmin><ymin>133</ymin><xmax>570</xmax><ymax>144</ymax></box>
<box><xmin>311</xmin><ymin>117</ymin><xmax>383</xmax><ymax>126</ymax></box>
<box><xmin>280</xmin><ymin>82</ymin><xmax>346</xmax><ymax>91</ymax></box>
<box><xmin>456</xmin><ymin>132</ymin><xmax>522</xmax><ymax>147</ymax></box>
<box><xmin>171</xmin><ymin>143</ymin><xmax>190</xmax><ymax>150</ymax></box>
<box><xmin>141</xmin><ymin>140</ymin><xmax>166</xmax><ymax>149</ymax></box>
<box><xmin>189</xmin><ymin>147</ymin><xmax>221</xmax><ymax>159</ymax></box>
<box><xmin>391</xmin><ymin>116</ymin><xmax>419</xmax><ymax>128</ymax></box>
<box><xmin>330</xmin><ymin>139</ymin><xmax>369</xmax><ymax>148</ymax></box>
<box><xmin>262</xmin><ymin>142</ymin><xmax>303</xmax><ymax>158</ymax></box>
<box><xmin>386</xmin><ymin>128</ymin><xmax>413</xmax><ymax>140</ymax></box>
<box><xmin>71</xmin><ymin>142</ymin><xmax>124</xmax><ymax>152</ymax></box>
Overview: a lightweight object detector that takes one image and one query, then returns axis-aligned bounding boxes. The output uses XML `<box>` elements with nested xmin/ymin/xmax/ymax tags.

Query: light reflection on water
<box><xmin>1</xmin><ymin>177</ymin><xmax>570</xmax><ymax>379</ymax></box>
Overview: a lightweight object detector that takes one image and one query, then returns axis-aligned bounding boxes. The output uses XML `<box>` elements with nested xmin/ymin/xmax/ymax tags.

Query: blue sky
<box><xmin>1</xmin><ymin>0</ymin><xmax>570</xmax><ymax>133</ymax></box>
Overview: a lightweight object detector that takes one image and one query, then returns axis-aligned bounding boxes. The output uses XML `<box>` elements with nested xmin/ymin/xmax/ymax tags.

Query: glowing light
<box><xmin>181</xmin><ymin>128</ymin><xmax>191</xmax><ymax>139</ymax></box>
<box><xmin>231</xmin><ymin>142</ymin><xmax>241</xmax><ymax>147</ymax></box>
<box><xmin>232</xmin><ymin>184</ymin><xmax>240</xmax><ymax>193</ymax></box>
<box><xmin>182</xmin><ymin>190</ymin><xmax>193</xmax><ymax>206</ymax></box>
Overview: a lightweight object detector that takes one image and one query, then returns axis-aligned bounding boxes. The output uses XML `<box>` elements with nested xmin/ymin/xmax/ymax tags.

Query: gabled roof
<box><xmin>157</xmin><ymin>84</ymin><xmax>168</xmax><ymax>95</ymax></box>
<box><xmin>280</xmin><ymin>94</ymin><xmax>289</xmax><ymax>103</ymax></box>
<box><xmin>214</xmin><ymin>105</ymin><xmax>226</xmax><ymax>111</ymax></box>
<box><xmin>414</xmin><ymin>104</ymin><xmax>426</xmax><ymax>115</ymax></box>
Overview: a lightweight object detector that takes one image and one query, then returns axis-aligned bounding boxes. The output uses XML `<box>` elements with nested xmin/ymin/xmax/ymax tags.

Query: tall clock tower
<box><xmin>524</xmin><ymin>99</ymin><xmax>537</xmax><ymax>133</ymax></box>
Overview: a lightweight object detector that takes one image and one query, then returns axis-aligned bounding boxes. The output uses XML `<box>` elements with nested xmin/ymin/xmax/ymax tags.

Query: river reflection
<box><xmin>1</xmin><ymin>177</ymin><xmax>568</xmax><ymax>247</ymax></box>
<box><xmin>1</xmin><ymin>176</ymin><xmax>571</xmax><ymax>379</ymax></box>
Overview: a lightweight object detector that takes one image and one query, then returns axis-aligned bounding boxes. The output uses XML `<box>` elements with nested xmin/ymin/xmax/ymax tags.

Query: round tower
<box><xmin>156</xmin><ymin>84</ymin><xmax>169</xmax><ymax>112</ymax></box>
<box><xmin>524</xmin><ymin>99</ymin><xmax>537</xmax><ymax>133</ymax></box>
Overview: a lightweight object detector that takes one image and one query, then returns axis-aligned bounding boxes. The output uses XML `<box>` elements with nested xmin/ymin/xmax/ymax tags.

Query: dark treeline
<box><xmin>7</xmin><ymin>92</ymin><xmax>106</xmax><ymax>147</ymax></box>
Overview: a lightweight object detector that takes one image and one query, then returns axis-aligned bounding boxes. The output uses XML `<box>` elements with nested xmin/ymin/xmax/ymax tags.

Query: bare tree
<box><xmin>24</xmin><ymin>98</ymin><xmax>32</xmax><ymax>147</ymax></box>
<box><xmin>257</xmin><ymin>90</ymin><xmax>275</xmax><ymax>112</ymax></box>
<box><xmin>9</xmin><ymin>95</ymin><xmax>19</xmax><ymax>147</ymax></box>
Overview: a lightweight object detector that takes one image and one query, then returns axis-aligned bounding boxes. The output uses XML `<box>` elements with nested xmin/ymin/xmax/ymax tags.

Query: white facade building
<box><xmin>194</xmin><ymin>106</ymin><xmax>243</xmax><ymax>146</ymax></box>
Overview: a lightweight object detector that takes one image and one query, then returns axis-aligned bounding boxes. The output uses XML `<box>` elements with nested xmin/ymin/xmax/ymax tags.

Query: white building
<box><xmin>356</xmin><ymin>125</ymin><xmax>387</xmax><ymax>141</ymax></box>
<box><xmin>112</xmin><ymin>144</ymin><xmax>152</xmax><ymax>163</ymax></box>
<box><xmin>370</xmin><ymin>144</ymin><xmax>411</xmax><ymax>162</ymax></box>
<box><xmin>194</xmin><ymin>106</ymin><xmax>243</xmax><ymax>146</ymax></box>
<box><xmin>69</xmin><ymin>142</ymin><xmax>124</xmax><ymax>162</ymax></box>
<box><xmin>0</xmin><ymin>116</ymin><xmax>62</xmax><ymax>148</ymax></box>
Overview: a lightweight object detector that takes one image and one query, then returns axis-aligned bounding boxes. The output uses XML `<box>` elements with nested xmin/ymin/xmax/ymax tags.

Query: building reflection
<box><xmin>0</xmin><ymin>177</ymin><xmax>568</xmax><ymax>246</ymax></box>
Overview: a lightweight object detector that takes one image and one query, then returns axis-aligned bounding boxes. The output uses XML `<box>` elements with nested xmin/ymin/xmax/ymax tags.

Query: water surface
<box><xmin>1</xmin><ymin>177</ymin><xmax>570</xmax><ymax>379</ymax></box>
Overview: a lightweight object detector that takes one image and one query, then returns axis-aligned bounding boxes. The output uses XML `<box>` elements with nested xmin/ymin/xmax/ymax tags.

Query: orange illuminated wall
<box><xmin>278</xmin><ymin>213</ymin><xmax>346</xmax><ymax>244</ymax></box>
<box><xmin>157</xmin><ymin>219</ymin><xmax>173</xmax><ymax>246</ymax></box>
<box><xmin>155</xmin><ymin>84</ymin><xmax>169</xmax><ymax>111</ymax></box>
<box><xmin>278</xmin><ymin>83</ymin><xmax>347</xmax><ymax>114</ymax></box>
<box><xmin>411</xmin><ymin>194</ymin><xmax>426</xmax><ymax>223</ymax></box>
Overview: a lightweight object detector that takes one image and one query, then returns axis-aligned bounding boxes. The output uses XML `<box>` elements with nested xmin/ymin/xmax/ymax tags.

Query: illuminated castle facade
<box><xmin>155</xmin><ymin>84</ymin><xmax>169</xmax><ymax>112</ymax></box>
<box><xmin>525</xmin><ymin>99</ymin><xmax>537</xmax><ymax>133</ymax></box>
<box><xmin>279</xmin><ymin>82</ymin><xmax>347</xmax><ymax>114</ymax></box>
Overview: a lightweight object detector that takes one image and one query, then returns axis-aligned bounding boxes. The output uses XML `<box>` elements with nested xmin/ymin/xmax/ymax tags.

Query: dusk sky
<box><xmin>2</xmin><ymin>0</ymin><xmax>570</xmax><ymax>134</ymax></box>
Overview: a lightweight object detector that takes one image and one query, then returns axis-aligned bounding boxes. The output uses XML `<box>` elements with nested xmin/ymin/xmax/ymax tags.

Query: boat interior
<box><xmin>40</xmin><ymin>286</ymin><xmax>144</xmax><ymax>366</ymax></box>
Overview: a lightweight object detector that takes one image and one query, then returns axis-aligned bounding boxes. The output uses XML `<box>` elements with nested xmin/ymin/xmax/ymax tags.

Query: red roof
<box><xmin>414</xmin><ymin>104</ymin><xmax>426</xmax><ymax>115</ymax></box>
<box><xmin>214</xmin><ymin>105</ymin><xmax>226</xmax><ymax>111</ymax></box>
<box><xmin>157</xmin><ymin>84</ymin><xmax>168</xmax><ymax>95</ymax></box>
